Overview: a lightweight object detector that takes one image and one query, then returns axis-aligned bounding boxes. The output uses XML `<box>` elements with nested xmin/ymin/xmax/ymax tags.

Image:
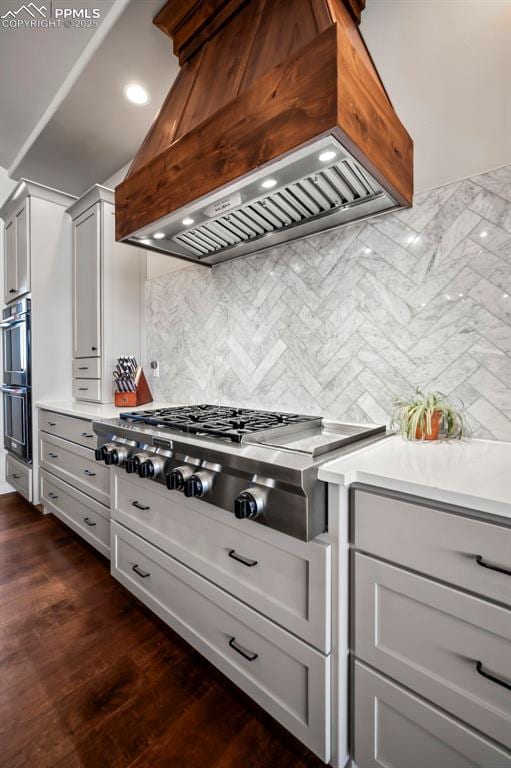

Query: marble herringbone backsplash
<box><xmin>146</xmin><ymin>165</ymin><xmax>511</xmax><ymax>440</ymax></box>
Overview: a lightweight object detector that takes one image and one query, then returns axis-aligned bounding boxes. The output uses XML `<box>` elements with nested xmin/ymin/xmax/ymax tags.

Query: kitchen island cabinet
<box><xmin>319</xmin><ymin>435</ymin><xmax>511</xmax><ymax>768</ymax></box>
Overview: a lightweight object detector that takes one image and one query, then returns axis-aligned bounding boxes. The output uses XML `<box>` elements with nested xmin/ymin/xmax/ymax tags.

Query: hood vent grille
<box><xmin>174</xmin><ymin>158</ymin><xmax>382</xmax><ymax>258</ymax></box>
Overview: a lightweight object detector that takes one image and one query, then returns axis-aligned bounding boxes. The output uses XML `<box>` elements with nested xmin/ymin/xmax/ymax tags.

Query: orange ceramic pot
<box><xmin>415</xmin><ymin>410</ymin><xmax>442</xmax><ymax>440</ymax></box>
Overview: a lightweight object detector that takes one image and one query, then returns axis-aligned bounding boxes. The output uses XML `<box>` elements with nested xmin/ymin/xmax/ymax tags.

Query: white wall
<box><xmin>102</xmin><ymin>163</ymin><xmax>192</xmax><ymax>281</ymax></box>
<box><xmin>0</xmin><ymin>167</ymin><xmax>18</xmax><ymax>492</ymax></box>
<box><xmin>362</xmin><ymin>0</ymin><xmax>511</xmax><ymax>192</ymax></box>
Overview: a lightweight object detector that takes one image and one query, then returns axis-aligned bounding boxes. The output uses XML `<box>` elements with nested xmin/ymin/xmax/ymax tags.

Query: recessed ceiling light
<box><xmin>182</xmin><ymin>217</ymin><xmax>194</xmax><ymax>226</ymax></box>
<box><xmin>153</xmin><ymin>232</ymin><xmax>165</xmax><ymax>240</ymax></box>
<box><xmin>261</xmin><ymin>178</ymin><xmax>277</xmax><ymax>189</ymax></box>
<box><xmin>480</xmin><ymin>230</ymin><xmax>488</xmax><ymax>238</ymax></box>
<box><xmin>319</xmin><ymin>150</ymin><xmax>337</xmax><ymax>162</ymax></box>
<box><xmin>123</xmin><ymin>83</ymin><xmax>150</xmax><ymax>105</ymax></box>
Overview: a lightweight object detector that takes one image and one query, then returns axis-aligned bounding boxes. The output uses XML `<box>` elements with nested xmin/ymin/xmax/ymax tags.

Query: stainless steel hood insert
<box><xmin>126</xmin><ymin>136</ymin><xmax>397</xmax><ymax>266</ymax></box>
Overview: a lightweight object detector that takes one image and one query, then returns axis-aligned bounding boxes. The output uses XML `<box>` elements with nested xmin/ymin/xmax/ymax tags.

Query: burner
<box><xmin>120</xmin><ymin>404</ymin><xmax>319</xmax><ymax>443</ymax></box>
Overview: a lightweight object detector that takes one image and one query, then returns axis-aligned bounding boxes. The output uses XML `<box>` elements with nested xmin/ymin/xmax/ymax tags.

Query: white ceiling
<box><xmin>0</xmin><ymin>0</ymin><xmax>116</xmax><ymax>168</ymax></box>
<box><xmin>0</xmin><ymin>0</ymin><xmax>510</xmax><ymax>198</ymax></box>
<box><xmin>362</xmin><ymin>0</ymin><xmax>511</xmax><ymax>192</ymax></box>
<box><xmin>3</xmin><ymin>0</ymin><xmax>178</xmax><ymax>195</ymax></box>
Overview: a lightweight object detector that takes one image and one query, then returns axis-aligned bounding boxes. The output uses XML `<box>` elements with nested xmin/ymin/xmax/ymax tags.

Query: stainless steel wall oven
<box><xmin>1</xmin><ymin>298</ymin><xmax>31</xmax><ymax>462</ymax></box>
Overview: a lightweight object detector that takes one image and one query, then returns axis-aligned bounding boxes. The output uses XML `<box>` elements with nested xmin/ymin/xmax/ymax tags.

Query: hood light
<box><xmin>153</xmin><ymin>232</ymin><xmax>166</xmax><ymax>240</ymax></box>
<box><xmin>182</xmin><ymin>217</ymin><xmax>194</xmax><ymax>226</ymax></box>
<box><xmin>261</xmin><ymin>178</ymin><xmax>277</xmax><ymax>189</ymax></box>
<box><xmin>319</xmin><ymin>150</ymin><xmax>337</xmax><ymax>162</ymax></box>
<box><xmin>123</xmin><ymin>83</ymin><xmax>150</xmax><ymax>105</ymax></box>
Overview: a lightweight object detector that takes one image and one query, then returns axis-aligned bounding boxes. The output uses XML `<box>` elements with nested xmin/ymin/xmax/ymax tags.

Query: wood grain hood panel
<box><xmin>115</xmin><ymin>0</ymin><xmax>413</xmax><ymax>264</ymax></box>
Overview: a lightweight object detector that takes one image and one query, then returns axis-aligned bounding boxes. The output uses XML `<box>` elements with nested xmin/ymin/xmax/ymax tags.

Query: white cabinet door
<box><xmin>73</xmin><ymin>204</ymin><xmax>101</xmax><ymax>357</ymax></box>
<box><xmin>4</xmin><ymin>217</ymin><xmax>16</xmax><ymax>304</ymax></box>
<box><xmin>15</xmin><ymin>202</ymin><xmax>29</xmax><ymax>298</ymax></box>
<box><xmin>4</xmin><ymin>202</ymin><xmax>30</xmax><ymax>303</ymax></box>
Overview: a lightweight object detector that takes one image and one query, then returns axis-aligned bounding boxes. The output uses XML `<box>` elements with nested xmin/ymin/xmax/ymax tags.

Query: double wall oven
<box><xmin>1</xmin><ymin>298</ymin><xmax>31</xmax><ymax>462</ymax></box>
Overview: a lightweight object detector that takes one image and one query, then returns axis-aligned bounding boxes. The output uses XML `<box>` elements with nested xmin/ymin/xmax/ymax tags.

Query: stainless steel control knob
<box><xmin>125</xmin><ymin>451</ymin><xmax>150</xmax><ymax>474</ymax></box>
<box><xmin>109</xmin><ymin>445</ymin><xmax>129</xmax><ymax>467</ymax></box>
<box><xmin>183</xmin><ymin>471</ymin><xmax>215</xmax><ymax>498</ymax></box>
<box><xmin>95</xmin><ymin>442</ymin><xmax>117</xmax><ymax>464</ymax></box>
<box><xmin>138</xmin><ymin>455</ymin><xmax>167</xmax><ymax>479</ymax></box>
<box><xmin>234</xmin><ymin>488</ymin><xmax>265</xmax><ymax>520</ymax></box>
<box><xmin>166</xmin><ymin>465</ymin><xmax>195</xmax><ymax>491</ymax></box>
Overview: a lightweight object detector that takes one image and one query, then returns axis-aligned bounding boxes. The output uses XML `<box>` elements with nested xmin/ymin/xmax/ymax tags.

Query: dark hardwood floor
<box><xmin>0</xmin><ymin>492</ymin><xmax>325</xmax><ymax>768</ymax></box>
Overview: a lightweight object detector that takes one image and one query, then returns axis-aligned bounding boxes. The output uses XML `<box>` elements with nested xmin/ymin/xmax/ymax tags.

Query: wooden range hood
<box><xmin>115</xmin><ymin>0</ymin><xmax>413</xmax><ymax>266</ymax></box>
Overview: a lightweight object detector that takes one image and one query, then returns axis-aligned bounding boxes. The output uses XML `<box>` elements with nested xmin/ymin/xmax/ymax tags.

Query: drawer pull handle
<box><xmin>228</xmin><ymin>637</ymin><xmax>258</xmax><ymax>662</ymax></box>
<box><xmin>48</xmin><ymin>492</ymin><xmax>58</xmax><ymax>500</ymax></box>
<box><xmin>78</xmin><ymin>367</ymin><xmax>89</xmax><ymax>370</ymax></box>
<box><xmin>83</xmin><ymin>469</ymin><xmax>96</xmax><ymax>477</ymax></box>
<box><xmin>12</xmin><ymin>473</ymin><xmax>21</xmax><ymax>479</ymax></box>
<box><xmin>47</xmin><ymin>421</ymin><xmax>56</xmax><ymax>427</ymax></box>
<box><xmin>81</xmin><ymin>432</ymin><xmax>94</xmax><ymax>438</ymax></box>
<box><xmin>132</xmin><ymin>501</ymin><xmax>150</xmax><ymax>511</ymax></box>
<box><xmin>228</xmin><ymin>549</ymin><xmax>258</xmax><ymax>568</ymax></box>
<box><xmin>476</xmin><ymin>661</ymin><xmax>511</xmax><ymax>691</ymax></box>
<box><xmin>48</xmin><ymin>452</ymin><xmax>58</xmax><ymax>459</ymax></box>
<box><xmin>476</xmin><ymin>555</ymin><xmax>511</xmax><ymax>577</ymax></box>
<box><xmin>83</xmin><ymin>517</ymin><xmax>96</xmax><ymax>527</ymax></box>
<box><xmin>132</xmin><ymin>564</ymin><xmax>150</xmax><ymax>578</ymax></box>
<box><xmin>78</xmin><ymin>388</ymin><xmax>89</xmax><ymax>392</ymax></box>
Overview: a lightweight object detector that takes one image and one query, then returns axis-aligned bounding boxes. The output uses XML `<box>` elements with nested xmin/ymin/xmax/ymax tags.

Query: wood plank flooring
<box><xmin>0</xmin><ymin>493</ymin><xmax>325</xmax><ymax>768</ymax></box>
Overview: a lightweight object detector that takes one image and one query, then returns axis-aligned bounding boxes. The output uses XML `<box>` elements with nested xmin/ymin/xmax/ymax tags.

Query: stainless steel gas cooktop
<box><xmin>119</xmin><ymin>404</ymin><xmax>319</xmax><ymax>443</ymax></box>
<box><xmin>94</xmin><ymin>404</ymin><xmax>386</xmax><ymax>541</ymax></box>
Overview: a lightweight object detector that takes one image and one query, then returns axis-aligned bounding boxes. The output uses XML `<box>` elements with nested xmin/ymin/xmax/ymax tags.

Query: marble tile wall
<box><xmin>146</xmin><ymin>165</ymin><xmax>511</xmax><ymax>440</ymax></box>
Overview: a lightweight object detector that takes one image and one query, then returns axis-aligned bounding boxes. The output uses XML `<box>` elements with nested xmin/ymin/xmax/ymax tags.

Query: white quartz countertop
<box><xmin>36</xmin><ymin>400</ymin><xmax>181</xmax><ymax>420</ymax></box>
<box><xmin>318</xmin><ymin>434</ymin><xmax>511</xmax><ymax>519</ymax></box>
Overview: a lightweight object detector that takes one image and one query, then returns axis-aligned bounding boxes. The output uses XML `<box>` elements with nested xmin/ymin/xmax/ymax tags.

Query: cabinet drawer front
<box><xmin>40</xmin><ymin>409</ymin><xmax>96</xmax><ymax>449</ymax></box>
<box><xmin>39</xmin><ymin>433</ymin><xmax>109</xmax><ymax>506</ymax></box>
<box><xmin>72</xmin><ymin>379</ymin><xmax>102</xmax><ymax>403</ymax></box>
<box><xmin>41</xmin><ymin>470</ymin><xmax>109</xmax><ymax>557</ymax></box>
<box><xmin>72</xmin><ymin>358</ymin><xmax>101</xmax><ymax>379</ymax></box>
<box><xmin>6</xmin><ymin>454</ymin><xmax>32</xmax><ymax>502</ymax></box>
<box><xmin>111</xmin><ymin>521</ymin><xmax>329</xmax><ymax>761</ymax></box>
<box><xmin>354</xmin><ymin>553</ymin><xmax>511</xmax><ymax>748</ymax></box>
<box><xmin>113</xmin><ymin>471</ymin><xmax>330</xmax><ymax>651</ymax></box>
<box><xmin>353</xmin><ymin>488</ymin><xmax>511</xmax><ymax>605</ymax></box>
<box><xmin>354</xmin><ymin>661</ymin><xmax>511</xmax><ymax>768</ymax></box>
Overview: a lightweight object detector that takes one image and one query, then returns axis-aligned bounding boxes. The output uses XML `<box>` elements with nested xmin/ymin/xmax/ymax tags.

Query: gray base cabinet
<box><xmin>38</xmin><ymin>408</ymin><xmax>109</xmax><ymax>557</ymax></box>
<box><xmin>351</xmin><ymin>486</ymin><xmax>511</xmax><ymax>766</ymax></box>
<box><xmin>354</xmin><ymin>661</ymin><xmax>511</xmax><ymax>768</ymax></box>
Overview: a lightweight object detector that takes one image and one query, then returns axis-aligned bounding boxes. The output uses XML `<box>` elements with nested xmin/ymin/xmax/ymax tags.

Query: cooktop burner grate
<box><xmin>120</xmin><ymin>404</ymin><xmax>318</xmax><ymax>443</ymax></box>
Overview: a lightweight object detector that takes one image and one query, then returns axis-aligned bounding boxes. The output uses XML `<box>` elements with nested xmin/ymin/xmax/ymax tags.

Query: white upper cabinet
<box><xmin>72</xmin><ymin>204</ymin><xmax>101</xmax><ymax>358</ymax></box>
<box><xmin>67</xmin><ymin>186</ymin><xmax>144</xmax><ymax>403</ymax></box>
<box><xmin>4</xmin><ymin>218</ymin><xmax>16</xmax><ymax>303</ymax></box>
<box><xmin>3</xmin><ymin>199</ymin><xmax>30</xmax><ymax>304</ymax></box>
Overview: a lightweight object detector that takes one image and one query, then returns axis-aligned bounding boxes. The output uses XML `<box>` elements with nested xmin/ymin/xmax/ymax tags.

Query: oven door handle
<box><xmin>1</xmin><ymin>386</ymin><xmax>28</xmax><ymax>395</ymax></box>
<box><xmin>0</xmin><ymin>319</ymin><xmax>26</xmax><ymax>328</ymax></box>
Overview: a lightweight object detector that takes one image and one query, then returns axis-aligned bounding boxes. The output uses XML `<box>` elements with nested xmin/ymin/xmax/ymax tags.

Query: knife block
<box><xmin>114</xmin><ymin>367</ymin><xmax>153</xmax><ymax>408</ymax></box>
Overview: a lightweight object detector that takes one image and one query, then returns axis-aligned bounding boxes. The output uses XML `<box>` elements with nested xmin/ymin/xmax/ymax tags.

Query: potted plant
<box><xmin>392</xmin><ymin>387</ymin><xmax>465</xmax><ymax>441</ymax></box>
